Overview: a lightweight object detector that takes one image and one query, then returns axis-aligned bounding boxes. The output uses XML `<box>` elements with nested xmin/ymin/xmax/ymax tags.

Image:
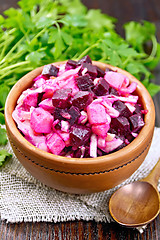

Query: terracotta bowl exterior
<box><xmin>5</xmin><ymin>61</ymin><xmax>155</xmax><ymax>194</ymax></box>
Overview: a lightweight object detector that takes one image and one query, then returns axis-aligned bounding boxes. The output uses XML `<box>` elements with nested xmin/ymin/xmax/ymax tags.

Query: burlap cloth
<box><xmin>0</xmin><ymin>126</ymin><xmax>160</xmax><ymax>232</ymax></box>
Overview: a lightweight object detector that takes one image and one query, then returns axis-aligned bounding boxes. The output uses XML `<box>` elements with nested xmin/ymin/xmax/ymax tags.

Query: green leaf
<box><xmin>144</xmin><ymin>42</ymin><xmax>160</xmax><ymax>70</ymax></box>
<box><xmin>0</xmin><ymin>15</ymin><xmax>5</xmax><ymax>25</ymax></box>
<box><xmin>124</xmin><ymin>21</ymin><xmax>156</xmax><ymax>52</ymax></box>
<box><xmin>18</xmin><ymin>0</ymin><xmax>41</xmax><ymax>12</ymax></box>
<box><xmin>126</xmin><ymin>61</ymin><xmax>150</xmax><ymax>75</ymax></box>
<box><xmin>58</xmin><ymin>0</ymin><xmax>87</xmax><ymax>15</ymax></box>
<box><xmin>117</xmin><ymin>43</ymin><xmax>139</xmax><ymax>57</ymax></box>
<box><xmin>146</xmin><ymin>82</ymin><xmax>160</xmax><ymax>97</ymax></box>
<box><xmin>86</xmin><ymin>9</ymin><xmax>116</xmax><ymax>30</ymax></box>
<box><xmin>0</xmin><ymin>149</ymin><xmax>12</xmax><ymax>167</ymax></box>
<box><xmin>0</xmin><ymin>84</ymin><xmax>10</xmax><ymax>108</ymax></box>
<box><xmin>35</xmin><ymin>16</ymin><xmax>55</xmax><ymax>29</ymax></box>
<box><xmin>53</xmin><ymin>34</ymin><xmax>66</xmax><ymax>59</ymax></box>
<box><xmin>25</xmin><ymin>51</ymin><xmax>45</xmax><ymax>65</ymax></box>
<box><xmin>0</xmin><ymin>112</ymin><xmax>5</xmax><ymax>125</ymax></box>
<box><xmin>61</xmin><ymin>31</ymin><xmax>73</xmax><ymax>45</ymax></box>
<box><xmin>63</xmin><ymin>14</ymin><xmax>87</xmax><ymax>27</ymax></box>
<box><xmin>0</xmin><ymin>127</ymin><xmax>8</xmax><ymax>145</ymax></box>
<box><xmin>48</xmin><ymin>29</ymin><xmax>58</xmax><ymax>44</ymax></box>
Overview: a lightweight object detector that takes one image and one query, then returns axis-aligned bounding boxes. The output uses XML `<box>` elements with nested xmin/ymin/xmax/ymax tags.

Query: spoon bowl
<box><xmin>109</xmin><ymin>159</ymin><xmax>160</xmax><ymax>227</ymax></box>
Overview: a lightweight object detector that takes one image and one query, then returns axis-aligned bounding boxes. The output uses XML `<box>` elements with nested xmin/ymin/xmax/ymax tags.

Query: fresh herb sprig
<box><xmin>0</xmin><ymin>0</ymin><xmax>160</xmax><ymax>165</ymax></box>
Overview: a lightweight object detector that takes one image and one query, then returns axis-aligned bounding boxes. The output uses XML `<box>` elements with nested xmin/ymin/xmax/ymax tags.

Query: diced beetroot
<box><xmin>125</xmin><ymin>133</ymin><xmax>134</xmax><ymax>143</ymax></box>
<box><xmin>73</xmin><ymin>148</ymin><xmax>82</xmax><ymax>158</ymax></box>
<box><xmin>134</xmin><ymin>103</ymin><xmax>142</xmax><ymax>114</ymax></box>
<box><xmin>30</xmin><ymin>107</ymin><xmax>54</xmax><ymax>133</ymax></box>
<box><xmin>72</xmin><ymin>91</ymin><xmax>93</xmax><ymax>110</ymax></box>
<box><xmin>81</xmin><ymin>63</ymin><xmax>97</xmax><ymax>78</ymax></box>
<box><xmin>83</xmin><ymin>146</ymin><xmax>90</xmax><ymax>158</ymax></box>
<box><xmin>47</xmin><ymin>133</ymin><xmax>65</xmax><ymax>155</ymax></box>
<box><xmin>93</xmin><ymin>78</ymin><xmax>109</xmax><ymax>96</ymax></box>
<box><xmin>52</xmin><ymin>88</ymin><xmax>72</xmax><ymax>108</ymax></box>
<box><xmin>68</xmin><ymin>106</ymin><xmax>81</xmax><ymax>125</ymax></box>
<box><xmin>78</xmin><ymin>55</ymin><xmax>92</xmax><ymax>65</ymax></box>
<box><xmin>72</xmin><ymin>146</ymin><xmax>86</xmax><ymax>158</ymax></box>
<box><xmin>60</xmin><ymin>110</ymin><xmax>71</xmax><ymax>119</ymax></box>
<box><xmin>65</xmin><ymin>60</ymin><xmax>78</xmax><ymax>70</ymax></box>
<box><xmin>111</xmin><ymin>116</ymin><xmax>130</xmax><ymax>135</ymax></box>
<box><xmin>70</xmin><ymin>124</ymin><xmax>91</xmax><ymax>147</ymax></box>
<box><xmin>54</xmin><ymin>108</ymin><xmax>69</xmax><ymax>120</ymax></box>
<box><xmin>54</xmin><ymin>121</ymin><xmax>61</xmax><ymax>130</ymax></box>
<box><xmin>37</xmin><ymin>92</ymin><xmax>45</xmax><ymax>105</ymax></box>
<box><xmin>113</xmin><ymin>100</ymin><xmax>132</xmax><ymax>118</ymax></box>
<box><xmin>42</xmin><ymin>64</ymin><xmax>59</xmax><ymax>77</ymax></box>
<box><xmin>87</xmin><ymin>102</ymin><xmax>109</xmax><ymax>125</ymax></box>
<box><xmin>92</xmin><ymin>122</ymin><xmax>110</xmax><ymax>136</ymax></box>
<box><xmin>75</xmin><ymin>74</ymin><xmax>94</xmax><ymax>91</ymax></box>
<box><xmin>96</xmin><ymin>66</ymin><xmax>105</xmax><ymax>77</ymax></box>
<box><xmin>129</xmin><ymin>113</ymin><xmax>144</xmax><ymax>132</ymax></box>
<box><xmin>109</xmin><ymin>87</ymin><xmax>119</xmax><ymax>96</ymax></box>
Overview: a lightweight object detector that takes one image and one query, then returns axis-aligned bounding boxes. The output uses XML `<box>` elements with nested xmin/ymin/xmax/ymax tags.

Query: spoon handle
<box><xmin>142</xmin><ymin>158</ymin><xmax>160</xmax><ymax>187</ymax></box>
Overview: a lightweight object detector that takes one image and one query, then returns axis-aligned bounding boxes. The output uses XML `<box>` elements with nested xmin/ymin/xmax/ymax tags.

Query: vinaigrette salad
<box><xmin>12</xmin><ymin>56</ymin><xmax>147</xmax><ymax>158</ymax></box>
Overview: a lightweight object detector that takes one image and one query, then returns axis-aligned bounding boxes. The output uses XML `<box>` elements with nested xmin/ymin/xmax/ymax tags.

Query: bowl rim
<box><xmin>5</xmin><ymin>61</ymin><xmax>155</xmax><ymax>167</ymax></box>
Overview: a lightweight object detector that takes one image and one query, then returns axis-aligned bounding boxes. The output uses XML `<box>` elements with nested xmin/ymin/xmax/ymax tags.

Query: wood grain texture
<box><xmin>0</xmin><ymin>216</ymin><xmax>160</xmax><ymax>240</ymax></box>
<box><xmin>0</xmin><ymin>0</ymin><xmax>160</xmax><ymax>239</ymax></box>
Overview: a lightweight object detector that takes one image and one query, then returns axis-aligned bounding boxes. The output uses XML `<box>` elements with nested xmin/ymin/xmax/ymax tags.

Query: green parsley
<box><xmin>0</xmin><ymin>149</ymin><xmax>12</xmax><ymax>167</ymax></box>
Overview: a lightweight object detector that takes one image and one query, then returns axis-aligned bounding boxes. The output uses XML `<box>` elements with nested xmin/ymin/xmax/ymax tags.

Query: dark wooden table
<box><xmin>0</xmin><ymin>0</ymin><xmax>160</xmax><ymax>239</ymax></box>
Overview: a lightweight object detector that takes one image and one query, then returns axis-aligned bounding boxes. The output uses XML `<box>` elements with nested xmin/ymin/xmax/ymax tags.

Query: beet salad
<box><xmin>12</xmin><ymin>55</ymin><xmax>147</xmax><ymax>158</ymax></box>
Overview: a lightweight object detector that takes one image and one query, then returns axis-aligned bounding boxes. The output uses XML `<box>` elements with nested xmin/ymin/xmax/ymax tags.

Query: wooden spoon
<box><xmin>109</xmin><ymin>158</ymin><xmax>160</xmax><ymax>227</ymax></box>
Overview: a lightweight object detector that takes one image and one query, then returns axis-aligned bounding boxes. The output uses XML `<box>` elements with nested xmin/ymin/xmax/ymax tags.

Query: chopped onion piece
<box><xmin>105</xmin><ymin>138</ymin><xmax>123</xmax><ymax>153</ymax></box>
<box><xmin>90</xmin><ymin>134</ymin><xmax>97</xmax><ymax>158</ymax></box>
<box><xmin>61</xmin><ymin>120</ymin><xmax>70</xmax><ymax>132</ymax></box>
<box><xmin>105</xmin><ymin>133</ymin><xmax>115</xmax><ymax>141</ymax></box>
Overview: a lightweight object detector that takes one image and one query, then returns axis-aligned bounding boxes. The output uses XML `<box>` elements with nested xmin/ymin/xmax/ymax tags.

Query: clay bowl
<box><xmin>5</xmin><ymin>61</ymin><xmax>155</xmax><ymax>194</ymax></box>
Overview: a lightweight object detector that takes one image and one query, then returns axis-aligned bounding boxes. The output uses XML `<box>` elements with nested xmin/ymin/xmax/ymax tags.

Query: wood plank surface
<box><xmin>0</xmin><ymin>0</ymin><xmax>160</xmax><ymax>239</ymax></box>
<box><xmin>0</xmin><ymin>215</ymin><xmax>160</xmax><ymax>239</ymax></box>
